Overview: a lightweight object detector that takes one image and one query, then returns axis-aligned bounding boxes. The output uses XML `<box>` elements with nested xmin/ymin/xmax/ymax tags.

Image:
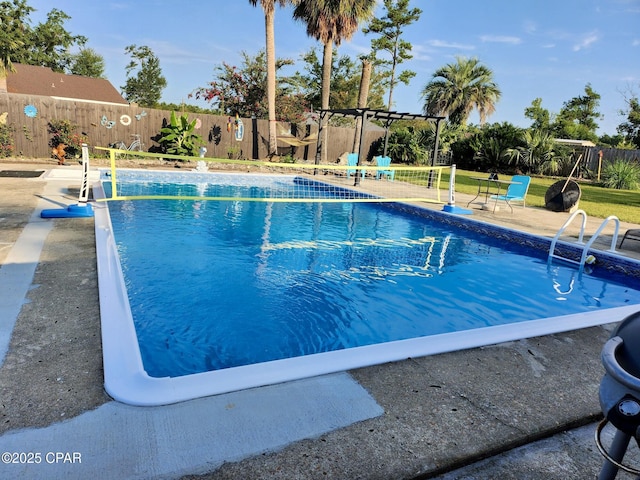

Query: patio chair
<box><xmin>620</xmin><ymin>229</ymin><xmax>640</xmax><ymax>248</ymax></box>
<box><xmin>490</xmin><ymin>175</ymin><xmax>531</xmax><ymax>211</ymax></box>
<box><xmin>374</xmin><ymin>156</ymin><xmax>395</xmax><ymax>181</ymax></box>
<box><xmin>346</xmin><ymin>153</ymin><xmax>365</xmax><ymax>178</ymax></box>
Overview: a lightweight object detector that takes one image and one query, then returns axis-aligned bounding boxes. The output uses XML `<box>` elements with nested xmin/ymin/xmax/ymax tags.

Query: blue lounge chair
<box><xmin>346</xmin><ymin>153</ymin><xmax>365</xmax><ymax>178</ymax></box>
<box><xmin>490</xmin><ymin>175</ymin><xmax>531</xmax><ymax>212</ymax></box>
<box><xmin>374</xmin><ymin>156</ymin><xmax>395</xmax><ymax>181</ymax></box>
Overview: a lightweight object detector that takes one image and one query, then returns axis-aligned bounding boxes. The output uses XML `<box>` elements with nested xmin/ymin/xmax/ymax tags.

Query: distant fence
<box><xmin>0</xmin><ymin>93</ymin><xmax>384</xmax><ymax>162</ymax></box>
<box><xmin>584</xmin><ymin>146</ymin><xmax>640</xmax><ymax>169</ymax></box>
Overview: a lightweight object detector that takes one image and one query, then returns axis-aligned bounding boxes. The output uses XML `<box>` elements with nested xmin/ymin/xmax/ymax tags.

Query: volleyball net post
<box><xmin>441</xmin><ymin>164</ymin><xmax>473</xmax><ymax>215</ymax></box>
<box><xmin>40</xmin><ymin>143</ymin><xmax>95</xmax><ymax>218</ymax></box>
<box><xmin>93</xmin><ymin>147</ymin><xmax>453</xmax><ymax>205</ymax></box>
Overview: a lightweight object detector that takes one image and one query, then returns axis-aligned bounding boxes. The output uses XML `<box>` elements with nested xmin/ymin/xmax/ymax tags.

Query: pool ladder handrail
<box><xmin>548</xmin><ymin>209</ymin><xmax>620</xmax><ymax>268</ymax></box>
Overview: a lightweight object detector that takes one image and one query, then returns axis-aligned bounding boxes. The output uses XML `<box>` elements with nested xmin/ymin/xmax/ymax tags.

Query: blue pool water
<box><xmin>103</xmin><ymin>172</ymin><xmax>640</xmax><ymax>379</ymax></box>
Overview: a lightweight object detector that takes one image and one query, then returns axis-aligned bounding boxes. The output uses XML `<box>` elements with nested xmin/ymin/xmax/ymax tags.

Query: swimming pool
<box><xmin>94</xmin><ymin>170</ymin><xmax>640</xmax><ymax>405</ymax></box>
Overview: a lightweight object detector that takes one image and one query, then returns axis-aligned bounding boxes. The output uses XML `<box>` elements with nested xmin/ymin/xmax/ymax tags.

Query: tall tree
<box><xmin>293</xmin><ymin>0</ymin><xmax>376</xmax><ymax>162</ymax></box>
<box><xmin>421</xmin><ymin>56</ymin><xmax>501</xmax><ymax>127</ymax></box>
<box><xmin>25</xmin><ymin>8</ymin><xmax>86</xmax><ymax>72</ymax></box>
<box><xmin>0</xmin><ymin>1</ymin><xmax>88</xmax><ymax>77</ymax></box>
<box><xmin>286</xmin><ymin>47</ymin><xmax>385</xmax><ymax>110</ymax></box>
<box><xmin>363</xmin><ymin>0</ymin><xmax>421</xmax><ymax>111</ymax></box>
<box><xmin>0</xmin><ymin>0</ymin><xmax>32</xmax><ymax>78</ymax></box>
<box><xmin>524</xmin><ymin>97</ymin><xmax>552</xmax><ymax>132</ymax></box>
<box><xmin>618</xmin><ymin>89</ymin><xmax>640</xmax><ymax>148</ymax></box>
<box><xmin>293</xmin><ymin>0</ymin><xmax>376</xmax><ymax>111</ymax></box>
<box><xmin>552</xmin><ymin>83</ymin><xmax>601</xmax><ymax>142</ymax></box>
<box><xmin>121</xmin><ymin>44</ymin><xmax>167</xmax><ymax>107</ymax></box>
<box><xmin>193</xmin><ymin>50</ymin><xmax>306</xmax><ymax>122</ymax></box>
<box><xmin>70</xmin><ymin>47</ymin><xmax>105</xmax><ymax>78</ymax></box>
<box><xmin>352</xmin><ymin>56</ymin><xmax>373</xmax><ymax>151</ymax></box>
<box><xmin>249</xmin><ymin>0</ymin><xmax>296</xmax><ymax>157</ymax></box>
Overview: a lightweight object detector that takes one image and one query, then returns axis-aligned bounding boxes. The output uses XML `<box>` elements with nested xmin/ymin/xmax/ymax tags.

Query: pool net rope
<box><xmin>95</xmin><ymin>148</ymin><xmax>449</xmax><ymax>204</ymax></box>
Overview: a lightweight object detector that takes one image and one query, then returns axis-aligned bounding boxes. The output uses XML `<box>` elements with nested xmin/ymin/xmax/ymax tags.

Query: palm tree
<box><xmin>421</xmin><ymin>56</ymin><xmax>501</xmax><ymax>127</ymax></box>
<box><xmin>293</xmin><ymin>0</ymin><xmax>376</xmax><ymax>161</ymax></box>
<box><xmin>249</xmin><ymin>0</ymin><xmax>296</xmax><ymax>157</ymax></box>
<box><xmin>506</xmin><ymin>129</ymin><xmax>559</xmax><ymax>174</ymax></box>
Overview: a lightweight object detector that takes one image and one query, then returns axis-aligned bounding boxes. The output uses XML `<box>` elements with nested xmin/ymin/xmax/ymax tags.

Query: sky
<box><xmin>27</xmin><ymin>0</ymin><xmax>640</xmax><ymax>136</ymax></box>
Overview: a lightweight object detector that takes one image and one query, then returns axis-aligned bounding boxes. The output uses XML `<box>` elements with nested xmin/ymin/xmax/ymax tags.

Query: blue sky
<box><xmin>28</xmin><ymin>0</ymin><xmax>640</xmax><ymax>135</ymax></box>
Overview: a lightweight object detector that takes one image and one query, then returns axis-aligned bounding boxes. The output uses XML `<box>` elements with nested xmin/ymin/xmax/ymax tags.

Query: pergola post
<box><xmin>315</xmin><ymin>108</ymin><xmax>446</xmax><ymax>183</ymax></box>
<box><xmin>354</xmin><ymin>109</ymin><xmax>370</xmax><ymax>186</ymax></box>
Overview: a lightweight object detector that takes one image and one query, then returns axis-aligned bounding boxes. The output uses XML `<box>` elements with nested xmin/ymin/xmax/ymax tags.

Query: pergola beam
<box><xmin>314</xmin><ymin>108</ymin><xmax>446</xmax><ymax>186</ymax></box>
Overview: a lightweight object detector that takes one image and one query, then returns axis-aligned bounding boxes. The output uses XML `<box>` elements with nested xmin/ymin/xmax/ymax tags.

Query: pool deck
<box><xmin>2</xmin><ymin>159</ymin><xmax>640</xmax><ymax>479</ymax></box>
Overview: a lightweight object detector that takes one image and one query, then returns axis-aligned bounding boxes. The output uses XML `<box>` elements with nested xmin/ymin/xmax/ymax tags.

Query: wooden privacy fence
<box><xmin>0</xmin><ymin>93</ymin><xmax>384</xmax><ymax>162</ymax></box>
<box><xmin>584</xmin><ymin>146</ymin><xmax>640</xmax><ymax>169</ymax></box>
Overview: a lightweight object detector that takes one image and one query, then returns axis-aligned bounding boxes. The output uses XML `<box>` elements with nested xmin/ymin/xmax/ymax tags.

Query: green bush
<box><xmin>47</xmin><ymin>119</ymin><xmax>87</xmax><ymax>158</ymax></box>
<box><xmin>0</xmin><ymin>123</ymin><xmax>15</xmax><ymax>158</ymax></box>
<box><xmin>370</xmin><ymin>127</ymin><xmax>426</xmax><ymax>165</ymax></box>
<box><xmin>600</xmin><ymin>160</ymin><xmax>640</xmax><ymax>190</ymax></box>
<box><xmin>157</xmin><ymin>111</ymin><xmax>204</xmax><ymax>158</ymax></box>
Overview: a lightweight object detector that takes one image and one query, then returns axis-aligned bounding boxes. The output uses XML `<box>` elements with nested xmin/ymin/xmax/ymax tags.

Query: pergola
<box><xmin>314</xmin><ymin>108</ymin><xmax>446</xmax><ymax>185</ymax></box>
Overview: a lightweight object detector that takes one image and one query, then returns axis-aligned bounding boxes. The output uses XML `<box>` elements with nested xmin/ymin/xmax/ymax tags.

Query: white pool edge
<box><xmin>93</xmin><ymin>180</ymin><xmax>640</xmax><ymax>406</ymax></box>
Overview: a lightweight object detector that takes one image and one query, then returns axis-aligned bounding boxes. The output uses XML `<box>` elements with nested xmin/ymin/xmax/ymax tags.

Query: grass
<box><xmin>442</xmin><ymin>169</ymin><xmax>640</xmax><ymax>223</ymax></box>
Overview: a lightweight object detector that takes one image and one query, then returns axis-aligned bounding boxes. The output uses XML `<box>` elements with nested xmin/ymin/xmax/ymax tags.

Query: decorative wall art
<box><xmin>24</xmin><ymin>105</ymin><xmax>38</xmax><ymax>118</ymax></box>
<box><xmin>100</xmin><ymin>115</ymin><xmax>116</xmax><ymax>129</ymax></box>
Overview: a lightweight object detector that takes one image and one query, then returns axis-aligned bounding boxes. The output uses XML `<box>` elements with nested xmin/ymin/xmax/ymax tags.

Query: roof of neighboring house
<box><xmin>554</xmin><ymin>138</ymin><xmax>597</xmax><ymax>147</ymax></box>
<box><xmin>6</xmin><ymin>63</ymin><xmax>128</xmax><ymax>105</ymax></box>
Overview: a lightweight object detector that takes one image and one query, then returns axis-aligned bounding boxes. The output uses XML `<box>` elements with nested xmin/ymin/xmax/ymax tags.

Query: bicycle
<box><xmin>109</xmin><ymin>134</ymin><xmax>143</xmax><ymax>151</ymax></box>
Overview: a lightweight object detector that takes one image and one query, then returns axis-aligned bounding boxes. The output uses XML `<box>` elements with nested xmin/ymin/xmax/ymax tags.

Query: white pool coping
<box><xmin>93</xmin><ymin>179</ymin><xmax>640</xmax><ymax>406</ymax></box>
<box><xmin>0</xmin><ymin>190</ymin><xmax>54</xmax><ymax>365</ymax></box>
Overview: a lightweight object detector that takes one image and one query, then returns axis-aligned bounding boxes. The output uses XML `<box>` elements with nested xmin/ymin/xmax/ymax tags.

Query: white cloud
<box><xmin>523</xmin><ymin>21</ymin><xmax>537</xmax><ymax>34</ymax></box>
<box><xmin>479</xmin><ymin>35</ymin><xmax>522</xmax><ymax>45</ymax></box>
<box><xmin>108</xmin><ymin>3</ymin><xmax>130</xmax><ymax>10</ymax></box>
<box><xmin>342</xmin><ymin>41</ymin><xmax>371</xmax><ymax>56</ymax></box>
<box><xmin>410</xmin><ymin>45</ymin><xmax>432</xmax><ymax>61</ymax></box>
<box><xmin>573</xmin><ymin>31</ymin><xmax>600</xmax><ymax>51</ymax></box>
<box><xmin>146</xmin><ymin>40</ymin><xmax>213</xmax><ymax>65</ymax></box>
<box><xmin>427</xmin><ymin>39</ymin><xmax>475</xmax><ymax>50</ymax></box>
<box><xmin>633</xmin><ymin>39</ymin><xmax>640</xmax><ymax>47</ymax></box>
<box><xmin>542</xmin><ymin>43</ymin><xmax>556</xmax><ymax>49</ymax></box>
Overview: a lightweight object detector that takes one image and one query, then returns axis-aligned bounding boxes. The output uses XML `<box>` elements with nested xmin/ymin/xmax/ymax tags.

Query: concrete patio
<box><xmin>1</xmin><ymin>159</ymin><xmax>640</xmax><ymax>479</ymax></box>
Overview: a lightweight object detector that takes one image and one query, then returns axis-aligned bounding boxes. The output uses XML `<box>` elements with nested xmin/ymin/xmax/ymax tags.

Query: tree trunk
<box><xmin>265</xmin><ymin>8</ymin><xmax>278</xmax><ymax>157</ymax></box>
<box><xmin>319</xmin><ymin>41</ymin><xmax>333</xmax><ymax>163</ymax></box>
<box><xmin>387</xmin><ymin>58</ymin><xmax>397</xmax><ymax>111</ymax></box>
<box><xmin>387</xmin><ymin>37</ymin><xmax>400</xmax><ymax>111</ymax></box>
<box><xmin>352</xmin><ymin>58</ymin><xmax>372</xmax><ymax>152</ymax></box>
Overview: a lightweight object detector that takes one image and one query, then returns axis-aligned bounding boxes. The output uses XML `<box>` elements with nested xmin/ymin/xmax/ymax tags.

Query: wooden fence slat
<box><xmin>0</xmin><ymin>93</ymin><xmax>385</xmax><ymax>162</ymax></box>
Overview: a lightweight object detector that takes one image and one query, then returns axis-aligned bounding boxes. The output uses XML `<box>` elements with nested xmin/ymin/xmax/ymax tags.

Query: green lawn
<box><xmin>442</xmin><ymin>169</ymin><xmax>640</xmax><ymax>224</ymax></box>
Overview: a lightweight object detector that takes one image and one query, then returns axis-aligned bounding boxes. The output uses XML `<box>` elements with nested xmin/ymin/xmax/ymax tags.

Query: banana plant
<box><xmin>158</xmin><ymin>111</ymin><xmax>204</xmax><ymax>157</ymax></box>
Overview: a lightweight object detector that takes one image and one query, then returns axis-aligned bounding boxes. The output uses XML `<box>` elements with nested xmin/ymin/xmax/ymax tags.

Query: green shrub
<box><xmin>47</xmin><ymin>119</ymin><xmax>87</xmax><ymax>158</ymax></box>
<box><xmin>600</xmin><ymin>160</ymin><xmax>640</xmax><ymax>190</ymax></box>
<box><xmin>384</xmin><ymin>127</ymin><xmax>427</xmax><ymax>164</ymax></box>
<box><xmin>0</xmin><ymin>123</ymin><xmax>15</xmax><ymax>158</ymax></box>
<box><xmin>226</xmin><ymin>145</ymin><xmax>241</xmax><ymax>159</ymax></box>
<box><xmin>280</xmin><ymin>153</ymin><xmax>296</xmax><ymax>163</ymax></box>
<box><xmin>157</xmin><ymin>111</ymin><xmax>204</xmax><ymax>158</ymax></box>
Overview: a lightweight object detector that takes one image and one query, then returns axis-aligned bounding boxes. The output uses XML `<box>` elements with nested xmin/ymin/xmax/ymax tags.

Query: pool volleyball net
<box><xmin>95</xmin><ymin>147</ymin><xmax>450</xmax><ymax>205</ymax></box>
